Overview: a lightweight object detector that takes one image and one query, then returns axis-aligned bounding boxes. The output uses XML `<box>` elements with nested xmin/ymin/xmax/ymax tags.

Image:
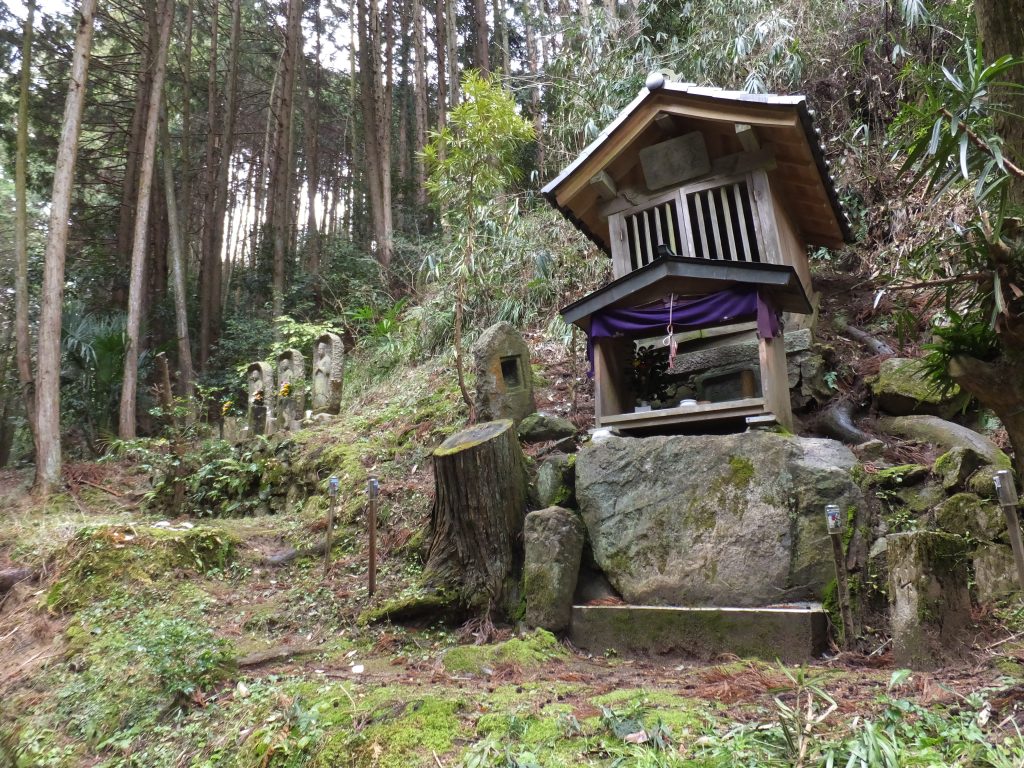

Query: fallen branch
<box><xmin>237</xmin><ymin>644</ymin><xmax>321</xmax><ymax>668</ymax></box>
<box><xmin>838</xmin><ymin>323</ymin><xmax>896</xmax><ymax>357</ymax></box>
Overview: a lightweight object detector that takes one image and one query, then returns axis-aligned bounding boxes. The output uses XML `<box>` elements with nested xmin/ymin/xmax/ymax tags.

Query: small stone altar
<box><xmin>311</xmin><ymin>332</ymin><xmax>344</xmax><ymax>414</ymax></box>
<box><xmin>276</xmin><ymin>349</ymin><xmax>306</xmax><ymax>429</ymax></box>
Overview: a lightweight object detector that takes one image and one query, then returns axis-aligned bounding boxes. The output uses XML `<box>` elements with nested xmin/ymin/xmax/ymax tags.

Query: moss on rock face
<box><xmin>871</xmin><ymin>358</ymin><xmax>966</xmax><ymax>417</ymax></box>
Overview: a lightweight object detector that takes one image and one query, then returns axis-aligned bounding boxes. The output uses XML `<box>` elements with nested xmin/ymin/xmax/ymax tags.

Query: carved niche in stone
<box><xmin>311</xmin><ymin>332</ymin><xmax>344</xmax><ymax>414</ymax></box>
<box><xmin>246</xmin><ymin>362</ymin><xmax>275</xmax><ymax>435</ymax></box>
<box><xmin>276</xmin><ymin>349</ymin><xmax>306</xmax><ymax>428</ymax></box>
<box><xmin>471</xmin><ymin>322</ymin><xmax>536</xmax><ymax>422</ymax></box>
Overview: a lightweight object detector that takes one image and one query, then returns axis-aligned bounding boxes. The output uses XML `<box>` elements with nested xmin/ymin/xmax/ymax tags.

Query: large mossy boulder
<box><xmin>575</xmin><ymin>432</ymin><xmax>865</xmax><ymax>607</ymax></box>
<box><xmin>931</xmin><ymin>493</ymin><xmax>1005</xmax><ymax>541</ymax></box>
<box><xmin>870</xmin><ymin>358</ymin><xmax>966</xmax><ymax>417</ymax></box>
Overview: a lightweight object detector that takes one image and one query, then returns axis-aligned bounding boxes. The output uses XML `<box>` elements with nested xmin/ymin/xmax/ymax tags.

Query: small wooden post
<box><xmin>324</xmin><ymin>476</ymin><xmax>339</xmax><ymax>577</ymax></box>
<box><xmin>994</xmin><ymin>471</ymin><xmax>1024</xmax><ymax>591</ymax></box>
<box><xmin>826</xmin><ymin>504</ymin><xmax>855</xmax><ymax>649</ymax></box>
<box><xmin>368</xmin><ymin>477</ymin><xmax>378</xmax><ymax>596</ymax></box>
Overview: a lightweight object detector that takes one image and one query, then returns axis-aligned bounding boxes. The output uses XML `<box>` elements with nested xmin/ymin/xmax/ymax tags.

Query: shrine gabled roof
<box><xmin>541</xmin><ymin>77</ymin><xmax>853</xmax><ymax>254</ymax></box>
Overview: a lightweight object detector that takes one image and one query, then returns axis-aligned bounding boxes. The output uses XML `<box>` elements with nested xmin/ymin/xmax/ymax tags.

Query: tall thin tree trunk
<box><xmin>119</xmin><ymin>0</ymin><xmax>175</xmax><ymax>439</ymax></box>
<box><xmin>358</xmin><ymin>0</ymin><xmax>394</xmax><ymax>269</ymax></box>
<box><xmin>435</xmin><ymin>0</ymin><xmax>448</xmax><ymax>136</ymax></box>
<box><xmin>14</xmin><ymin>0</ymin><xmax>37</xmax><ymax>447</ymax></box>
<box><xmin>446</xmin><ymin>0</ymin><xmax>459</xmax><ymax>106</ymax></box>
<box><xmin>161</xmin><ymin>109</ymin><xmax>194</xmax><ymax>401</ymax></box>
<box><xmin>198</xmin><ymin>0</ymin><xmax>220</xmax><ymax>370</ymax></box>
<box><xmin>34</xmin><ymin>0</ymin><xmax>98</xmax><ymax>495</ymax></box>
<box><xmin>303</xmin><ymin>2</ymin><xmax>322</xmax><ymax>280</ymax></box>
<box><xmin>180</xmin><ymin>0</ymin><xmax>194</xmax><ymax>256</ymax></box>
<box><xmin>413</xmin><ymin>0</ymin><xmax>428</xmax><ymax>210</ymax></box>
<box><xmin>473</xmin><ymin>0</ymin><xmax>489</xmax><ymax>74</ymax></box>
<box><xmin>269</xmin><ymin>0</ymin><xmax>302</xmax><ymax>320</ymax></box>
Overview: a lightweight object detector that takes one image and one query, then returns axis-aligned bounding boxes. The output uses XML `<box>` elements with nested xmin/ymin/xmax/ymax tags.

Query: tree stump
<box><xmin>425</xmin><ymin>419</ymin><xmax>528</xmax><ymax>617</ymax></box>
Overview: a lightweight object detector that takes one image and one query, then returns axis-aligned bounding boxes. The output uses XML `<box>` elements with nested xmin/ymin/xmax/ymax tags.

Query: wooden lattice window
<box><xmin>684</xmin><ymin>180</ymin><xmax>761</xmax><ymax>263</ymax></box>
<box><xmin>621</xmin><ymin>199</ymin><xmax>683</xmax><ymax>272</ymax></box>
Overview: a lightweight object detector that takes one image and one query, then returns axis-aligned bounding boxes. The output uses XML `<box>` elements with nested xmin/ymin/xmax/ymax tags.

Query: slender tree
<box><xmin>14</xmin><ymin>0</ymin><xmax>37</xmax><ymax>447</ymax></box>
<box><xmin>34</xmin><ymin>0</ymin><xmax>99</xmax><ymax>494</ymax></box>
<box><xmin>119</xmin><ymin>0</ymin><xmax>175</xmax><ymax>439</ymax></box>
<box><xmin>161</xmin><ymin>110</ymin><xmax>194</xmax><ymax>402</ymax></box>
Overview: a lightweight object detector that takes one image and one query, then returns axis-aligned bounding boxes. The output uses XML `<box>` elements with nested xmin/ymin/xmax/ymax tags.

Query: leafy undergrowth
<box><xmin>3</xmin><ymin>358</ymin><xmax>1024</xmax><ymax>766</ymax></box>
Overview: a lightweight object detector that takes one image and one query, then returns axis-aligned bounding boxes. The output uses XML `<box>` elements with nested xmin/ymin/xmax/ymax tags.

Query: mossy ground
<box><xmin>3</xmin><ymin>362</ymin><xmax>1024</xmax><ymax>767</ymax></box>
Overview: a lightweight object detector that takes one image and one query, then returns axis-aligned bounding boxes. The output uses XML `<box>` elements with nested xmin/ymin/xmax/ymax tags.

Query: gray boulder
<box><xmin>933</xmin><ymin>447</ymin><xmax>984</xmax><ymax>491</ymax></box>
<box><xmin>931</xmin><ymin>493</ymin><xmax>1004</xmax><ymax>541</ymax></box>
<box><xmin>524</xmin><ymin>507</ymin><xmax>586</xmax><ymax>632</ymax></box>
<box><xmin>519</xmin><ymin>412</ymin><xmax>577</xmax><ymax>444</ymax></box>
<box><xmin>575</xmin><ymin>432</ymin><xmax>864</xmax><ymax>607</ymax></box>
<box><xmin>887</xmin><ymin>531</ymin><xmax>971</xmax><ymax>669</ymax></box>
<box><xmin>876</xmin><ymin>415</ymin><xmax>1010</xmax><ymax>468</ymax></box>
<box><xmin>973</xmin><ymin>543</ymin><xmax>1020</xmax><ymax>602</ymax></box>
<box><xmin>535</xmin><ymin>454</ymin><xmax>576</xmax><ymax>509</ymax></box>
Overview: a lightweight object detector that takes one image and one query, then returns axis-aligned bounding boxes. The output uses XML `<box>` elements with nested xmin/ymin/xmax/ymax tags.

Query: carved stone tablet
<box><xmin>246</xmin><ymin>362</ymin><xmax>275</xmax><ymax>435</ymax></box>
<box><xmin>471</xmin><ymin>322</ymin><xmax>536</xmax><ymax>422</ymax></box>
<box><xmin>311</xmin><ymin>333</ymin><xmax>344</xmax><ymax>414</ymax></box>
<box><xmin>639</xmin><ymin>131</ymin><xmax>710</xmax><ymax>191</ymax></box>
<box><xmin>276</xmin><ymin>349</ymin><xmax>306</xmax><ymax>428</ymax></box>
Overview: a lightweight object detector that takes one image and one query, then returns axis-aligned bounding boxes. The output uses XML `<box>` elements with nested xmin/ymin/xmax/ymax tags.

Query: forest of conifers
<box><xmin>0</xmin><ymin>0</ymin><xmax>1022</xmax><ymax>493</ymax></box>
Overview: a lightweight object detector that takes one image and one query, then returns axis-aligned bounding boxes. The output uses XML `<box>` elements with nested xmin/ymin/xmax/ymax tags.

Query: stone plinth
<box><xmin>524</xmin><ymin>507</ymin><xmax>585</xmax><ymax>632</ymax></box>
<box><xmin>569</xmin><ymin>605</ymin><xmax>828</xmax><ymax>662</ymax></box>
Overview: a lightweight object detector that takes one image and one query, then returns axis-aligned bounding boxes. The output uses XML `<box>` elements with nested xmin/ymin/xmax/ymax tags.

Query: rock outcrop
<box><xmin>575</xmin><ymin>432</ymin><xmax>865</xmax><ymax>607</ymax></box>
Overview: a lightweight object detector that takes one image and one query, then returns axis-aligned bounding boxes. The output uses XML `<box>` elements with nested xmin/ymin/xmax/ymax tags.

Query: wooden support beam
<box><xmin>758</xmin><ymin>330</ymin><xmax>793</xmax><ymax>432</ymax></box>
<box><xmin>735</xmin><ymin>123</ymin><xmax>760</xmax><ymax>152</ymax></box>
<box><xmin>589</xmin><ymin>170</ymin><xmax>618</xmax><ymax>201</ymax></box>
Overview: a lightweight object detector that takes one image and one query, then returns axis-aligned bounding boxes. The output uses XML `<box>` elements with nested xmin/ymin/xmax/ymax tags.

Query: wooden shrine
<box><xmin>543</xmin><ymin>75</ymin><xmax>852</xmax><ymax>433</ymax></box>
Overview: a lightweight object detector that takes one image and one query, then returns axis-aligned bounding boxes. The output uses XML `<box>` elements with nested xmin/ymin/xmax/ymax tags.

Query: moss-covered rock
<box><xmin>524</xmin><ymin>506</ymin><xmax>585</xmax><ymax>632</ymax></box>
<box><xmin>518</xmin><ymin>412</ymin><xmax>577</xmax><ymax>444</ymax></box>
<box><xmin>441</xmin><ymin>629</ymin><xmax>566</xmax><ymax>675</ymax></box>
<box><xmin>931</xmin><ymin>493</ymin><xmax>1004</xmax><ymax>542</ymax></box>
<box><xmin>870</xmin><ymin>357</ymin><xmax>967</xmax><ymax>417</ymax></box>
<box><xmin>534</xmin><ymin>453</ymin><xmax>577</xmax><ymax>508</ymax></box>
<box><xmin>933</xmin><ymin>447</ymin><xmax>984</xmax><ymax>491</ymax></box>
<box><xmin>873</xmin><ymin>464</ymin><xmax>930</xmax><ymax>490</ymax></box>
<box><xmin>973</xmin><ymin>543</ymin><xmax>1021</xmax><ymax>602</ymax></box>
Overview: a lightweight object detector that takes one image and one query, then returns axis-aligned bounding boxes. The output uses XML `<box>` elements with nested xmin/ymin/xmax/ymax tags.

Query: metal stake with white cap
<box><xmin>993</xmin><ymin>469</ymin><xmax>1024</xmax><ymax>591</ymax></box>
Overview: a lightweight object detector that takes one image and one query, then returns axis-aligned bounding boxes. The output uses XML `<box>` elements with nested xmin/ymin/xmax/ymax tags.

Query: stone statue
<box><xmin>311</xmin><ymin>332</ymin><xmax>344</xmax><ymax>414</ymax></box>
<box><xmin>246</xmin><ymin>362</ymin><xmax>274</xmax><ymax>435</ymax></box>
<box><xmin>276</xmin><ymin>349</ymin><xmax>306</xmax><ymax>428</ymax></box>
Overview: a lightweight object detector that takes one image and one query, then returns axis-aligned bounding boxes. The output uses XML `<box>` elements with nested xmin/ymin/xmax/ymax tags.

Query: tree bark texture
<box><xmin>34</xmin><ymin>0</ymin><xmax>98</xmax><ymax>495</ymax></box>
<box><xmin>975</xmin><ymin>0</ymin><xmax>1024</xmax><ymax>204</ymax></box>
<box><xmin>425</xmin><ymin>420</ymin><xmax>528</xmax><ymax>617</ymax></box>
<box><xmin>949</xmin><ymin>355</ymin><xmax>1024</xmax><ymax>479</ymax></box>
<box><xmin>198</xmin><ymin>0</ymin><xmax>220</xmax><ymax>368</ymax></box>
<box><xmin>14</xmin><ymin>0</ymin><xmax>37</xmax><ymax>448</ymax></box>
<box><xmin>119</xmin><ymin>0</ymin><xmax>175</xmax><ymax>439</ymax></box>
<box><xmin>473</xmin><ymin>0</ymin><xmax>489</xmax><ymax>74</ymax></box>
<box><xmin>357</xmin><ymin>0</ymin><xmax>394</xmax><ymax>268</ymax></box>
<box><xmin>160</xmin><ymin>110</ymin><xmax>194</xmax><ymax>402</ymax></box>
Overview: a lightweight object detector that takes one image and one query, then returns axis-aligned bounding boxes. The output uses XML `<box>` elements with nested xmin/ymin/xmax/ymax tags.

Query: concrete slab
<box><xmin>569</xmin><ymin>604</ymin><xmax>829</xmax><ymax>663</ymax></box>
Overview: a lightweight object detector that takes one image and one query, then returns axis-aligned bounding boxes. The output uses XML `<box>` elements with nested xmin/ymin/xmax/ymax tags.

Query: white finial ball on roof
<box><xmin>645</xmin><ymin>72</ymin><xmax>666</xmax><ymax>91</ymax></box>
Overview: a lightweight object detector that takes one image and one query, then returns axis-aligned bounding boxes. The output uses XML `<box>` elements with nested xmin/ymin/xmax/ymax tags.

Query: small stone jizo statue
<box><xmin>311</xmin><ymin>332</ymin><xmax>344</xmax><ymax>414</ymax></box>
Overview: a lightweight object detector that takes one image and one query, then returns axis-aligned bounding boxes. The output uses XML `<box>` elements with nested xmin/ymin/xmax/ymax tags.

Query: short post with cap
<box><xmin>826</xmin><ymin>503</ymin><xmax>855</xmax><ymax>649</ymax></box>
<box><xmin>324</xmin><ymin>476</ymin><xmax>339</xmax><ymax>576</ymax></box>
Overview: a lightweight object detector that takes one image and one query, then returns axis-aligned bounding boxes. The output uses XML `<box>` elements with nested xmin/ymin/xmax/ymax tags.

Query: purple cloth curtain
<box><xmin>586</xmin><ymin>285</ymin><xmax>779</xmax><ymax>376</ymax></box>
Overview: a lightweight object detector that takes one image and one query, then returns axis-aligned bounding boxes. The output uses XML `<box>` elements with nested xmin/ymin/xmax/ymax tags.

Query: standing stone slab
<box><xmin>246</xmin><ymin>362</ymin><xmax>275</xmax><ymax>436</ymax></box>
<box><xmin>887</xmin><ymin>531</ymin><xmax>971</xmax><ymax>670</ymax></box>
<box><xmin>311</xmin><ymin>333</ymin><xmax>344</xmax><ymax>414</ymax></box>
<box><xmin>276</xmin><ymin>349</ymin><xmax>306</xmax><ymax>429</ymax></box>
<box><xmin>575</xmin><ymin>432</ymin><xmax>864</xmax><ymax>607</ymax></box>
<box><xmin>471</xmin><ymin>322</ymin><xmax>536</xmax><ymax>422</ymax></box>
<box><xmin>524</xmin><ymin>507</ymin><xmax>586</xmax><ymax>632</ymax></box>
<box><xmin>973</xmin><ymin>543</ymin><xmax>1020</xmax><ymax>602</ymax></box>
<box><xmin>535</xmin><ymin>454</ymin><xmax>576</xmax><ymax>509</ymax></box>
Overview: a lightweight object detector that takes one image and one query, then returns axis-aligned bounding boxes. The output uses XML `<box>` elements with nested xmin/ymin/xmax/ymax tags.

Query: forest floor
<box><xmin>3</xmin><ymin>302</ymin><xmax>1024</xmax><ymax>766</ymax></box>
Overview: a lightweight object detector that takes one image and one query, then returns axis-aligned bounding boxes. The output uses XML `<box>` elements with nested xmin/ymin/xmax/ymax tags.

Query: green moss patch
<box><xmin>46</xmin><ymin>525</ymin><xmax>237</xmax><ymax>612</ymax></box>
<box><xmin>442</xmin><ymin>630</ymin><xmax>566</xmax><ymax>675</ymax></box>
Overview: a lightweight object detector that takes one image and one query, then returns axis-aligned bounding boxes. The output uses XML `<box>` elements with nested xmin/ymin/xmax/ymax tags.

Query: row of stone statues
<box><xmin>245</xmin><ymin>332</ymin><xmax>344</xmax><ymax>435</ymax></box>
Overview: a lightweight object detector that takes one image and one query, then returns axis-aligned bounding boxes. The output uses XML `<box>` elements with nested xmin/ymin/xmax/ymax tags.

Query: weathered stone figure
<box><xmin>471</xmin><ymin>322</ymin><xmax>536</xmax><ymax>422</ymax></box>
<box><xmin>311</xmin><ymin>332</ymin><xmax>344</xmax><ymax>414</ymax></box>
<box><xmin>246</xmin><ymin>362</ymin><xmax>274</xmax><ymax>435</ymax></box>
<box><xmin>276</xmin><ymin>349</ymin><xmax>306</xmax><ymax>428</ymax></box>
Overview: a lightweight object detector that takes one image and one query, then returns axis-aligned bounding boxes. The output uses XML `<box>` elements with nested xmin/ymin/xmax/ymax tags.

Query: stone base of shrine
<box><xmin>569</xmin><ymin>604</ymin><xmax>829</xmax><ymax>663</ymax></box>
